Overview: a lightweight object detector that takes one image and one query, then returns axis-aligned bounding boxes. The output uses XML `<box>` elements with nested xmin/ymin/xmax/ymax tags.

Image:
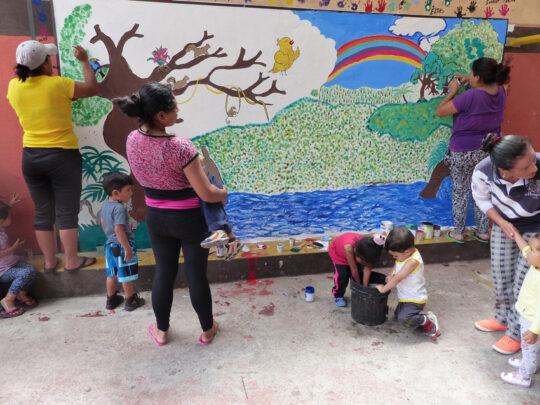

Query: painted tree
<box><xmin>62</xmin><ymin>5</ymin><xmax>285</xmax><ymax>221</ymax></box>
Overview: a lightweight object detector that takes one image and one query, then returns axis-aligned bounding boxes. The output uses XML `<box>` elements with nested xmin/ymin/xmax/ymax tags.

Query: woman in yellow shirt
<box><xmin>7</xmin><ymin>40</ymin><xmax>98</xmax><ymax>272</ymax></box>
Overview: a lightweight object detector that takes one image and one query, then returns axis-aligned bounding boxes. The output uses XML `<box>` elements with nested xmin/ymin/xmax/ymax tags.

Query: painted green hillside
<box><xmin>193</xmin><ymin>97</ymin><xmax>451</xmax><ymax>195</ymax></box>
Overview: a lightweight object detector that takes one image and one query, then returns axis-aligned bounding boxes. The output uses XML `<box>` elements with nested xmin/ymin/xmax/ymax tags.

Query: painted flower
<box><xmin>147</xmin><ymin>46</ymin><xmax>170</xmax><ymax>66</ymax></box>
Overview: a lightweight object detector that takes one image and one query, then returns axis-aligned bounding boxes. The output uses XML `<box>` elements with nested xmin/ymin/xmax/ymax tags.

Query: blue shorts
<box><xmin>105</xmin><ymin>243</ymin><xmax>139</xmax><ymax>283</ymax></box>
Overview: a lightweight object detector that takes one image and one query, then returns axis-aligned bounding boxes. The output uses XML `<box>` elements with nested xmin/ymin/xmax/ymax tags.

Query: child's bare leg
<box><xmin>106</xmin><ymin>277</ymin><xmax>118</xmax><ymax>297</ymax></box>
<box><xmin>122</xmin><ymin>281</ymin><xmax>135</xmax><ymax>298</ymax></box>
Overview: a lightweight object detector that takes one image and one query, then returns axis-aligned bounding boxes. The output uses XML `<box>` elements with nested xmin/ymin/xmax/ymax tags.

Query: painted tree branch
<box><xmin>117</xmin><ymin>24</ymin><xmax>144</xmax><ymax>55</ymax></box>
<box><xmin>172</xmin><ymin>47</ymin><xmax>284</xmax><ymax>103</ymax></box>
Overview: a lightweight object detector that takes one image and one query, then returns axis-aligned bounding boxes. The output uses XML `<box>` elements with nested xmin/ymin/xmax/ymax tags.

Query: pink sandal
<box><xmin>147</xmin><ymin>323</ymin><xmax>167</xmax><ymax>346</ymax></box>
<box><xmin>0</xmin><ymin>298</ymin><xmax>25</xmax><ymax>318</ymax></box>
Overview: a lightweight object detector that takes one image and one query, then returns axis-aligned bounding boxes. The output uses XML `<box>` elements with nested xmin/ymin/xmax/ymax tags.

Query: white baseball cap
<box><xmin>16</xmin><ymin>40</ymin><xmax>58</xmax><ymax>70</ymax></box>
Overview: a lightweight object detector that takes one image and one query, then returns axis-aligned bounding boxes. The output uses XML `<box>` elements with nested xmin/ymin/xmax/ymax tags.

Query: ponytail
<box><xmin>481</xmin><ymin>134</ymin><xmax>531</xmax><ymax>170</ymax></box>
<box><xmin>115</xmin><ymin>82</ymin><xmax>177</xmax><ymax>127</ymax></box>
<box><xmin>471</xmin><ymin>57</ymin><xmax>511</xmax><ymax>85</ymax></box>
<box><xmin>15</xmin><ymin>64</ymin><xmax>31</xmax><ymax>82</ymax></box>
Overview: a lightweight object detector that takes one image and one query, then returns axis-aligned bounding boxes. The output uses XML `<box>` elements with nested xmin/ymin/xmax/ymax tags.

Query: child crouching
<box><xmin>101</xmin><ymin>172</ymin><xmax>145</xmax><ymax>311</ymax></box>
<box><xmin>376</xmin><ymin>227</ymin><xmax>440</xmax><ymax>340</ymax></box>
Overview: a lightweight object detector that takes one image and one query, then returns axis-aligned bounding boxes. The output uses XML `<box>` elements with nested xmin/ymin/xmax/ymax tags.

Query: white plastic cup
<box><xmin>277</xmin><ymin>243</ymin><xmax>284</xmax><ymax>253</ymax></box>
<box><xmin>305</xmin><ymin>286</ymin><xmax>315</xmax><ymax>302</ymax></box>
<box><xmin>289</xmin><ymin>237</ymin><xmax>296</xmax><ymax>246</ymax></box>
<box><xmin>381</xmin><ymin>221</ymin><xmax>393</xmax><ymax>236</ymax></box>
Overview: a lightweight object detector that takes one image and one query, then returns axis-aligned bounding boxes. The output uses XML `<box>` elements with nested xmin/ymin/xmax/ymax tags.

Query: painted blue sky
<box><xmin>294</xmin><ymin>11</ymin><xmax>507</xmax><ymax>89</ymax></box>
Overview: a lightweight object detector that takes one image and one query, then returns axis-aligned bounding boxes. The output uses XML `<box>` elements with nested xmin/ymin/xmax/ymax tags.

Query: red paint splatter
<box><xmin>38</xmin><ymin>316</ymin><xmax>50</xmax><ymax>322</ymax></box>
<box><xmin>233</xmin><ymin>288</ymin><xmax>257</xmax><ymax>295</ymax></box>
<box><xmin>259</xmin><ymin>289</ymin><xmax>273</xmax><ymax>296</ymax></box>
<box><xmin>247</xmin><ymin>256</ymin><xmax>258</xmax><ymax>285</ymax></box>
<box><xmin>258</xmin><ymin>303</ymin><xmax>275</xmax><ymax>316</ymax></box>
<box><xmin>109</xmin><ymin>309</ymin><xmax>115</xmax><ymax>314</ymax></box>
<box><xmin>251</xmin><ymin>305</ymin><xmax>257</xmax><ymax>310</ymax></box>
<box><xmin>244</xmin><ymin>335</ymin><xmax>254</xmax><ymax>339</ymax></box>
<box><xmin>78</xmin><ymin>311</ymin><xmax>107</xmax><ymax>318</ymax></box>
<box><xmin>371</xmin><ymin>340</ymin><xmax>384</xmax><ymax>346</ymax></box>
<box><xmin>325</xmin><ymin>275</ymin><xmax>333</xmax><ymax>279</ymax></box>
<box><xmin>329</xmin><ymin>342</ymin><xmax>335</xmax><ymax>347</ymax></box>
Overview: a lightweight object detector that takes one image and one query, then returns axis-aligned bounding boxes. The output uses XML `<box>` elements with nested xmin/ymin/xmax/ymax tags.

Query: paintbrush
<box><xmin>290</xmin><ymin>242</ymin><xmax>307</xmax><ymax>252</ymax></box>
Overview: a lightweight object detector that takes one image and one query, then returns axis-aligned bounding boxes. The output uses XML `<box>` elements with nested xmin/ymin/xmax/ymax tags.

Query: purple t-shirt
<box><xmin>450</xmin><ymin>85</ymin><xmax>506</xmax><ymax>152</ymax></box>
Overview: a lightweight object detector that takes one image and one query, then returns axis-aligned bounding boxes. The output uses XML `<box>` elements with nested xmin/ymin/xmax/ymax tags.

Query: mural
<box><xmin>50</xmin><ymin>0</ymin><xmax>506</xmax><ymax>250</ymax></box>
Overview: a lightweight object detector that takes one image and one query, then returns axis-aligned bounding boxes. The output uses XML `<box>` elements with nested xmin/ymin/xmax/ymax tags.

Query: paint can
<box><xmin>277</xmin><ymin>243</ymin><xmax>284</xmax><ymax>253</ymax></box>
<box><xmin>289</xmin><ymin>237</ymin><xmax>296</xmax><ymax>246</ymax></box>
<box><xmin>406</xmin><ymin>224</ymin><xmax>417</xmax><ymax>236</ymax></box>
<box><xmin>216</xmin><ymin>245</ymin><xmax>225</xmax><ymax>257</ymax></box>
<box><xmin>415</xmin><ymin>230</ymin><xmax>425</xmax><ymax>242</ymax></box>
<box><xmin>381</xmin><ymin>221</ymin><xmax>394</xmax><ymax>236</ymax></box>
<box><xmin>420</xmin><ymin>222</ymin><xmax>434</xmax><ymax>239</ymax></box>
<box><xmin>433</xmin><ymin>225</ymin><xmax>441</xmax><ymax>238</ymax></box>
<box><xmin>305</xmin><ymin>286</ymin><xmax>315</xmax><ymax>302</ymax></box>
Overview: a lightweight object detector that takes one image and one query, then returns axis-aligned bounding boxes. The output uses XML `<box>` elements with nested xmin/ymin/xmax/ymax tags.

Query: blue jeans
<box><xmin>201</xmin><ymin>174</ymin><xmax>232</xmax><ymax>234</ymax></box>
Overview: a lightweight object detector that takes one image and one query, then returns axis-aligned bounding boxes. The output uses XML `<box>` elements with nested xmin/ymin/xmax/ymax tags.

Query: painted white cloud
<box><xmin>389</xmin><ymin>17</ymin><xmax>446</xmax><ymax>52</ymax></box>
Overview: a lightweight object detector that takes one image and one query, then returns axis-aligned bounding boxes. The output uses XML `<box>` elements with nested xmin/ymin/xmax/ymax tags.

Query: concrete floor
<box><xmin>2</xmin><ymin>259</ymin><xmax>539</xmax><ymax>404</ymax></box>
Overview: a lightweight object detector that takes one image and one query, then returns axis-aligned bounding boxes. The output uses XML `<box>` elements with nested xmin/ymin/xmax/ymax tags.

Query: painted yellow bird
<box><xmin>269</xmin><ymin>37</ymin><xmax>300</xmax><ymax>75</ymax></box>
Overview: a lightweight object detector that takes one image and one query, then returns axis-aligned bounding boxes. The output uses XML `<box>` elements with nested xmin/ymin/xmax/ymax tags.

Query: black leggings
<box><xmin>22</xmin><ymin>148</ymin><xmax>82</xmax><ymax>231</ymax></box>
<box><xmin>146</xmin><ymin>206</ymin><xmax>213</xmax><ymax>332</ymax></box>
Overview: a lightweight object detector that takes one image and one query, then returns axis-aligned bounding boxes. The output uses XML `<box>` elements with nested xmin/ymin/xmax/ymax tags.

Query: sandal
<box><xmin>148</xmin><ymin>323</ymin><xmax>167</xmax><ymax>346</ymax></box>
<box><xmin>14</xmin><ymin>297</ymin><xmax>38</xmax><ymax>309</ymax></box>
<box><xmin>444</xmin><ymin>232</ymin><xmax>464</xmax><ymax>244</ymax></box>
<box><xmin>0</xmin><ymin>298</ymin><xmax>25</xmax><ymax>318</ymax></box>
<box><xmin>43</xmin><ymin>257</ymin><xmax>61</xmax><ymax>273</ymax></box>
<box><xmin>199</xmin><ymin>321</ymin><xmax>219</xmax><ymax>345</ymax></box>
<box><xmin>64</xmin><ymin>256</ymin><xmax>96</xmax><ymax>272</ymax></box>
<box><xmin>470</xmin><ymin>230</ymin><xmax>489</xmax><ymax>244</ymax></box>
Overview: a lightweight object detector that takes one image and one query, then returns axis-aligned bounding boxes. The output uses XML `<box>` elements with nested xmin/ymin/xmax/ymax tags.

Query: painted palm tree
<box><xmin>80</xmin><ymin>146</ymin><xmax>128</xmax><ymax>202</ymax></box>
<box><xmin>393</xmin><ymin>83</ymin><xmax>413</xmax><ymax>103</ymax></box>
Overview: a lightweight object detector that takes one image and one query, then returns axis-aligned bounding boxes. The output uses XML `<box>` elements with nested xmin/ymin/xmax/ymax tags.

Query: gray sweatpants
<box><xmin>519</xmin><ymin>317</ymin><xmax>538</xmax><ymax>378</ymax></box>
<box><xmin>490</xmin><ymin>225</ymin><xmax>532</xmax><ymax>341</ymax></box>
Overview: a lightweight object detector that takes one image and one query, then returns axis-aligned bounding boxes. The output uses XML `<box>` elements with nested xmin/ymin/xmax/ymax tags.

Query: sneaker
<box><xmin>492</xmin><ymin>335</ymin><xmax>521</xmax><ymax>354</ymax></box>
<box><xmin>225</xmin><ymin>240</ymin><xmax>244</xmax><ymax>261</ymax></box>
<box><xmin>124</xmin><ymin>293</ymin><xmax>145</xmax><ymax>312</ymax></box>
<box><xmin>106</xmin><ymin>292</ymin><xmax>124</xmax><ymax>310</ymax></box>
<box><xmin>475</xmin><ymin>318</ymin><xmax>507</xmax><ymax>332</ymax></box>
<box><xmin>500</xmin><ymin>370</ymin><xmax>531</xmax><ymax>388</ymax></box>
<box><xmin>425</xmin><ymin>311</ymin><xmax>441</xmax><ymax>340</ymax></box>
<box><xmin>334</xmin><ymin>297</ymin><xmax>347</xmax><ymax>307</ymax></box>
<box><xmin>201</xmin><ymin>230</ymin><xmax>230</xmax><ymax>248</ymax></box>
<box><xmin>508</xmin><ymin>357</ymin><xmax>538</xmax><ymax>374</ymax></box>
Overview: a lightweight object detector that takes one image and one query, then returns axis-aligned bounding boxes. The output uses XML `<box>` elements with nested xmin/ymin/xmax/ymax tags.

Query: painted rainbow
<box><xmin>327</xmin><ymin>35</ymin><xmax>427</xmax><ymax>82</ymax></box>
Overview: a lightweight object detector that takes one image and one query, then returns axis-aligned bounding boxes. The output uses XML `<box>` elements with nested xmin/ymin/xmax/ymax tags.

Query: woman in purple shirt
<box><xmin>436</xmin><ymin>57</ymin><xmax>511</xmax><ymax>243</ymax></box>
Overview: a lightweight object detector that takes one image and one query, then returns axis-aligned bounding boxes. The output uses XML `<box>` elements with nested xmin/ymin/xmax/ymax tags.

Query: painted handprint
<box><xmin>365</xmin><ymin>0</ymin><xmax>373</xmax><ymax>12</ymax></box>
<box><xmin>485</xmin><ymin>6</ymin><xmax>494</xmax><ymax>18</ymax></box>
<box><xmin>376</xmin><ymin>0</ymin><xmax>386</xmax><ymax>12</ymax></box>
<box><xmin>499</xmin><ymin>4</ymin><xmax>510</xmax><ymax>17</ymax></box>
<box><xmin>467</xmin><ymin>1</ymin><xmax>476</xmax><ymax>13</ymax></box>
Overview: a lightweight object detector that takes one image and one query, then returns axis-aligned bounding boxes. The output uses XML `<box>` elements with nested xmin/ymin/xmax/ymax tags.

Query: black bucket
<box><xmin>350</xmin><ymin>271</ymin><xmax>391</xmax><ymax>326</ymax></box>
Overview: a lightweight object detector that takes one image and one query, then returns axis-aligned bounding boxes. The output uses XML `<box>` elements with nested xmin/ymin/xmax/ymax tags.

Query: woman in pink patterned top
<box><xmin>116</xmin><ymin>82</ymin><xmax>227</xmax><ymax>346</ymax></box>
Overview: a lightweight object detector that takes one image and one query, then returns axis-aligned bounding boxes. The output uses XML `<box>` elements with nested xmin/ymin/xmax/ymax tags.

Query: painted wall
<box><xmin>0</xmin><ymin>0</ymin><xmax>538</xmax><ymax>253</ymax></box>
